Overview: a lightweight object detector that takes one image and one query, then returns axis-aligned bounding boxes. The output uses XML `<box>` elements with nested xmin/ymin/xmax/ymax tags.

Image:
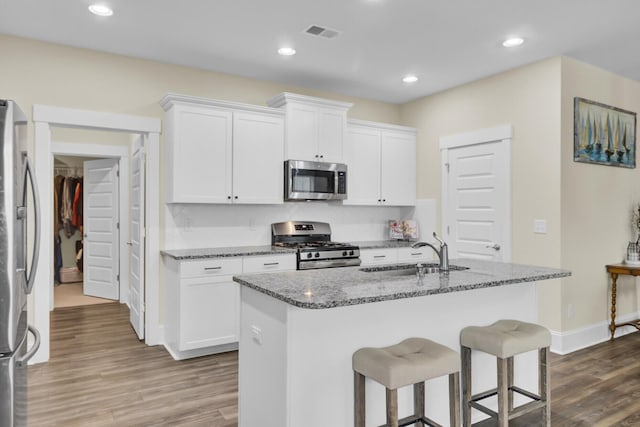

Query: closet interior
<box><xmin>53</xmin><ymin>156</ymin><xmax>111</xmax><ymax>308</ymax></box>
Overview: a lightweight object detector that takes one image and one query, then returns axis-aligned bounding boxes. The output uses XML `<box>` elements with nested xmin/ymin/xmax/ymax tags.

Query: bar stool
<box><xmin>353</xmin><ymin>337</ymin><xmax>461</xmax><ymax>427</ymax></box>
<box><xmin>460</xmin><ymin>319</ymin><xmax>551</xmax><ymax>427</ymax></box>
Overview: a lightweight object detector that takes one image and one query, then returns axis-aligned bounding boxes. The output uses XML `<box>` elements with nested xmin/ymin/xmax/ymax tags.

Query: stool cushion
<box><xmin>353</xmin><ymin>337</ymin><xmax>460</xmax><ymax>390</ymax></box>
<box><xmin>460</xmin><ymin>319</ymin><xmax>551</xmax><ymax>358</ymax></box>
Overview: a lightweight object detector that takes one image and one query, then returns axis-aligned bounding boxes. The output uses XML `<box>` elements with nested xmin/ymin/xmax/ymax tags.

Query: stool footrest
<box><xmin>380</xmin><ymin>414</ymin><xmax>443</xmax><ymax>427</ymax></box>
<box><xmin>470</xmin><ymin>386</ymin><xmax>546</xmax><ymax>421</ymax></box>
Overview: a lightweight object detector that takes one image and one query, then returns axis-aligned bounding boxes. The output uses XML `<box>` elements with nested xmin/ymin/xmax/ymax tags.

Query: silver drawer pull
<box><xmin>411</xmin><ymin>252</ymin><xmax>422</xmax><ymax>256</ymax></box>
<box><xmin>204</xmin><ymin>266</ymin><xmax>222</xmax><ymax>271</ymax></box>
<box><xmin>373</xmin><ymin>255</ymin><xmax>386</xmax><ymax>258</ymax></box>
<box><xmin>263</xmin><ymin>262</ymin><xmax>280</xmax><ymax>266</ymax></box>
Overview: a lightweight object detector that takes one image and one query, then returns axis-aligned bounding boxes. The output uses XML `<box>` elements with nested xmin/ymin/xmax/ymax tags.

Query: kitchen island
<box><xmin>233</xmin><ymin>259</ymin><xmax>569</xmax><ymax>427</ymax></box>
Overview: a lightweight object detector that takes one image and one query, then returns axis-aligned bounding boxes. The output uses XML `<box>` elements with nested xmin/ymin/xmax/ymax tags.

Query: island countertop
<box><xmin>233</xmin><ymin>259</ymin><xmax>570</xmax><ymax>309</ymax></box>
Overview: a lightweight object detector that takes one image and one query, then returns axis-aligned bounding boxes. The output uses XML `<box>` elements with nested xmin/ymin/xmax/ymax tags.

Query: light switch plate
<box><xmin>534</xmin><ymin>219</ymin><xmax>547</xmax><ymax>234</ymax></box>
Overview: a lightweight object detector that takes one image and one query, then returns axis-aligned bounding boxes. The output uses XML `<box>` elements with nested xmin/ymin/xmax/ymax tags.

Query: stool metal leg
<box><xmin>414</xmin><ymin>382</ymin><xmax>425</xmax><ymax>427</ymax></box>
<box><xmin>540</xmin><ymin>347</ymin><xmax>551</xmax><ymax>427</ymax></box>
<box><xmin>450</xmin><ymin>372</ymin><xmax>461</xmax><ymax>427</ymax></box>
<box><xmin>507</xmin><ymin>356</ymin><xmax>514</xmax><ymax>411</ymax></box>
<box><xmin>461</xmin><ymin>346</ymin><xmax>472</xmax><ymax>427</ymax></box>
<box><xmin>354</xmin><ymin>371</ymin><xmax>365</xmax><ymax>427</ymax></box>
<box><xmin>497</xmin><ymin>357</ymin><xmax>508</xmax><ymax>427</ymax></box>
<box><xmin>386</xmin><ymin>388</ymin><xmax>399</xmax><ymax>427</ymax></box>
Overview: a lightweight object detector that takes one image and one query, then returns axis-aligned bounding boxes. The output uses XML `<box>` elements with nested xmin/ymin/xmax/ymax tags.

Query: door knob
<box><xmin>486</xmin><ymin>243</ymin><xmax>501</xmax><ymax>251</ymax></box>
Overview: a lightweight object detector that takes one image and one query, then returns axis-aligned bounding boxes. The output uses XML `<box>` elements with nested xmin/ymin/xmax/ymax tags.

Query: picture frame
<box><xmin>574</xmin><ymin>97</ymin><xmax>636</xmax><ymax>168</ymax></box>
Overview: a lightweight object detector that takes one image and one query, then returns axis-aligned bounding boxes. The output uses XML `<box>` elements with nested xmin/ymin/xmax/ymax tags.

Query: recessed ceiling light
<box><xmin>278</xmin><ymin>47</ymin><xmax>296</xmax><ymax>56</ymax></box>
<box><xmin>502</xmin><ymin>37</ymin><xmax>524</xmax><ymax>48</ymax></box>
<box><xmin>402</xmin><ymin>75</ymin><xmax>418</xmax><ymax>84</ymax></box>
<box><xmin>88</xmin><ymin>4</ymin><xmax>113</xmax><ymax>17</ymax></box>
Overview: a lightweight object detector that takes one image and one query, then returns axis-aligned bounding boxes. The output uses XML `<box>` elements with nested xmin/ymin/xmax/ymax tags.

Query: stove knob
<box><xmin>314</xmin><ymin>252</ymin><xmax>320</xmax><ymax>258</ymax></box>
<box><xmin>342</xmin><ymin>251</ymin><xmax>347</xmax><ymax>256</ymax></box>
<box><xmin>306</xmin><ymin>253</ymin><xmax>313</xmax><ymax>259</ymax></box>
<box><xmin>349</xmin><ymin>250</ymin><xmax>354</xmax><ymax>256</ymax></box>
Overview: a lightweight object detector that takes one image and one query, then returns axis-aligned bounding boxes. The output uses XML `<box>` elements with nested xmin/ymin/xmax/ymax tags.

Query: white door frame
<box><xmin>53</xmin><ymin>143</ymin><xmax>128</xmax><ymax>306</ymax></box>
<box><xmin>32</xmin><ymin>104</ymin><xmax>161</xmax><ymax>363</ymax></box>
<box><xmin>440</xmin><ymin>124</ymin><xmax>512</xmax><ymax>261</ymax></box>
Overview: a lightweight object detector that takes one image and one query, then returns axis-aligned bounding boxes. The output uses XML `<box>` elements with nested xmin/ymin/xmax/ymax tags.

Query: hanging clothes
<box><xmin>72</xmin><ymin>179</ymin><xmax>82</xmax><ymax>228</ymax></box>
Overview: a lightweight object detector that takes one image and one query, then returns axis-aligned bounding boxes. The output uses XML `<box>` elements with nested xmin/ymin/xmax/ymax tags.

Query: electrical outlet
<box><xmin>251</xmin><ymin>325</ymin><xmax>263</xmax><ymax>345</ymax></box>
<box><xmin>534</xmin><ymin>219</ymin><xmax>547</xmax><ymax>234</ymax></box>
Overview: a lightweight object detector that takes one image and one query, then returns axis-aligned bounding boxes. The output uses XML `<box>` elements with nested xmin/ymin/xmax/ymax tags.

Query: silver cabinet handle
<box><xmin>263</xmin><ymin>262</ymin><xmax>279</xmax><ymax>266</ymax></box>
<box><xmin>411</xmin><ymin>252</ymin><xmax>422</xmax><ymax>256</ymax></box>
<box><xmin>373</xmin><ymin>255</ymin><xmax>386</xmax><ymax>258</ymax></box>
<box><xmin>486</xmin><ymin>243</ymin><xmax>501</xmax><ymax>251</ymax></box>
<box><xmin>204</xmin><ymin>266</ymin><xmax>222</xmax><ymax>271</ymax></box>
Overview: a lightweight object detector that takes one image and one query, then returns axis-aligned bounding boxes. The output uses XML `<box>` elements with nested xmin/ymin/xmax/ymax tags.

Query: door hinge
<box><xmin>445</xmin><ymin>162</ymin><xmax>450</xmax><ymax>173</ymax></box>
<box><xmin>117</xmin><ymin>274</ymin><xmax>120</xmax><ymax>282</ymax></box>
<box><xmin>447</xmin><ymin>225</ymin><xmax>450</xmax><ymax>235</ymax></box>
<box><xmin>117</xmin><ymin>222</ymin><xmax>120</xmax><ymax>230</ymax></box>
<box><xmin>117</xmin><ymin>169</ymin><xmax>120</xmax><ymax>177</ymax></box>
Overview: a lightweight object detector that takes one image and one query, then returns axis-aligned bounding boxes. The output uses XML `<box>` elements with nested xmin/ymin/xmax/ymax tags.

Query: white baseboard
<box><xmin>550</xmin><ymin>312</ymin><xmax>639</xmax><ymax>355</ymax></box>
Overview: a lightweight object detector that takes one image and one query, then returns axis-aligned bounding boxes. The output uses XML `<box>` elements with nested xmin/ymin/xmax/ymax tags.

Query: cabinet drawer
<box><xmin>243</xmin><ymin>254</ymin><xmax>296</xmax><ymax>273</ymax></box>
<box><xmin>397</xmin><ymin>247</ymin><xmax>433</xmax><ymax>263</ymax></box>
<box><xmin>180</xmin><ymin>258</ymin><xmax>243</xmax><ymax>278</ymax></box>
<box><xmin>359</xmin><ymin>248</ymin><xmax>397</xmax><ymax>266</ymax></box>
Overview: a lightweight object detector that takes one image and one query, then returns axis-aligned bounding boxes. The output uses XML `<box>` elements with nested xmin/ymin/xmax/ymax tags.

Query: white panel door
<box><xmin>83</xmin><ymin>158</ymin><xmax>119</xmax><ymax>299</ymax></box>
<box><xmin>443</xmin><ymin>140</ymin><xmax>510</xmax><ymax>261</ymax></box>
<box><xmin>232</xmin><ymin>111</ymin><xmax>284</xmax><ymax>204</ymax></box>
<box><xmin>130</xmin><ymin>138</ymin><xmax>145</xmax><ymax>339</ymax></box>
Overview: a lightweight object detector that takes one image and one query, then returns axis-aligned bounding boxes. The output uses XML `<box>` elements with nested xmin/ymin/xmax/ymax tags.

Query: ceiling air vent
<box><xmin>304</xmin><ymin>25</ymin><xmax>341</xmax><ymax>39</ymax></box>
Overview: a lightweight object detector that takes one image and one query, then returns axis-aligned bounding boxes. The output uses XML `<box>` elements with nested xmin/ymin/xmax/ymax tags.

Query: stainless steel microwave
<box><xmin>284</xmin><ymin>160</ymin><xmax>347</xmax><ymax>201</ymax></box>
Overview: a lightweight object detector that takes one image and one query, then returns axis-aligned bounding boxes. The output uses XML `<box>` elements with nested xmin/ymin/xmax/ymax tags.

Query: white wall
<box><xmin>164</xmin><ymin>203</ymin><xmax>419</xmax><ymax>249</ymax></box>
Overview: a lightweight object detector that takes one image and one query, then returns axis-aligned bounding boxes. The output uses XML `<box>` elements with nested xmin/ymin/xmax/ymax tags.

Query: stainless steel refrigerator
<box><xmin>0</xmin><ymin>99</ymin><xmax>41</xmax><ymax>427</ymax></box>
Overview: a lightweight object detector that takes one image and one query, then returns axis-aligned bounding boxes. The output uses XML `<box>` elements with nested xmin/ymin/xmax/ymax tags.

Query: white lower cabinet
<box><xmin>359</xmin><ymin>248</ymin><xmax>398</xmax><ymax>266</ymax></box>
<box><xmin>396</xmin><ymin>247</ymin><xmax>434</xmax><ymax>263</ymax></box>
<box><xmin>360</xmin><ymin>246</ymin><xmax>433</xmax><ymax>267</ymax></box>
<box><xmin>163</xmin><ymin>253</ymin><xmax>295</xmax><ymax>360</ymax></box>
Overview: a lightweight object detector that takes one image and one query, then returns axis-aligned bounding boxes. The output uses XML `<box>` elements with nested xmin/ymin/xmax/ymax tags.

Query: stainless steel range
<box><xmin>271</xmin><ymin>221</ymin><xmax>361</xmax><ymax>270</ymax></box>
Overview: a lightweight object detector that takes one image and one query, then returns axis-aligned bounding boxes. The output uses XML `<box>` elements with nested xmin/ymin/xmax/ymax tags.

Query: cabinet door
<box><xmin>344</xmin><ymin>125</ymin><xmax>381</xmax><ymax>205</ymax></box>
<box><xmin>380</xmin><ymin>131</ymin><xmax>416</xmax><ymax>206</ymax></box>
<box><xmin>285</xmin><ymin>104</ymin><xmax>318</xmax><ymax>161</ymax></box>
<box><xmin>359</xmin><ymin>248</ymin><xmax>397</xmax><ymax>266</ymax></box>
<box><xmin>233</xmin><ymin>112</ymin><xmax>285</xmax><ymax>204</ymax></box>
<box><xmin>167</xmin><ymin>105</ymin><xmax>233</xmax><ymax>203</ymax></box>
<box><xmin>317</xmin><ymin>107</ymin><xmax>345</xmax><ymax>162</ymax></box>
<box><xmin>180</xmin><ymin>276</ymin><xmax>239</xmax><ymax>351</ymax></box>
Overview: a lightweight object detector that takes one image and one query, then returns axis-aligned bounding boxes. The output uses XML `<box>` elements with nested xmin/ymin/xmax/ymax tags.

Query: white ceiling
<box><xmin>1</xmin><ymin>0</ymin><xmax>639</xmax><ymax>104</ymax></box>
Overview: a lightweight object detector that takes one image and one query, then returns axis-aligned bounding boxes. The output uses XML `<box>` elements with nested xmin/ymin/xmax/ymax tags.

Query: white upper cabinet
<box><xmin>232</xmin><ymin>111</ymin><xmax>284</xmax><ymax>204</ymax></box>
<box><xmin>161</xmin><ymin>94</ymin><xmax>284</xmax><ymax>204</ymax></box>
<box><xmin>345</xmin><ymin>120</ymin><xmax>417</xmax><ymax>206</ymax></box>
<box><xmin>267</xmin><ymin>92</ymin><xmax>352</xmax><ymax>163</ymax></box>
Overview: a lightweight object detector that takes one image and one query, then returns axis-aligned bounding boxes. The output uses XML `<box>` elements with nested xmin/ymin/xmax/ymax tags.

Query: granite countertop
<box><xmin>161</xmin><ymin>245</ymin><xmax>296</xmax><ymax>260</ymax></box>
<box><xmin>233</xmin><ymin>259</ymin><xmax>571</xmax><ymax>309</ymax></box>
<box><xmin>161</xmin><ymin>240</ymin><xmax>411</xmax><ymax>260</ymax></box>
<box><xmin>353</xmin><ymin>240</ymin><xmax>417</xmax><ymax>249</ymax></box>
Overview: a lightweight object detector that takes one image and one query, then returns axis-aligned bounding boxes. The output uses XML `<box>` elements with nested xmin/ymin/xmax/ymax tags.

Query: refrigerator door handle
<box><xmin>17</xmin><ymin>325</ymin><xmax>40</xmax><ymax>367</ymax></box>
<box><xmin>22</xmin><ymin>156</ymin><xmax>41</xmax><ymax>294</ymax></box>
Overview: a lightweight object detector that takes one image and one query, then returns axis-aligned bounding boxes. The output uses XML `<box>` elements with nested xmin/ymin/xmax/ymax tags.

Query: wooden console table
<box><xmin>606</xmin><ymin>263</ymin><xmax>640</xmax><ymax>340</ymax></box>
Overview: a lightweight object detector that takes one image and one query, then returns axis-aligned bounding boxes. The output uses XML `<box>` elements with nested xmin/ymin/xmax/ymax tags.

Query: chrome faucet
<box><xmin>412</xmin><ymin>232</ymin><xmax>449</xmax><ymax>272</ymax></box>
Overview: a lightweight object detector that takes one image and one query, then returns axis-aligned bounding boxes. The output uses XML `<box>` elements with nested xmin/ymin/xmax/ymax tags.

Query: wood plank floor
<box><xmin>28</xmin><ymin>303</ymin><xmax>237</xmax><ymax>426</ymax></box>
<box><xmin>28</xmin><ymin>303</ymin><xmax>640</xmax><ymax>426</ymax></box>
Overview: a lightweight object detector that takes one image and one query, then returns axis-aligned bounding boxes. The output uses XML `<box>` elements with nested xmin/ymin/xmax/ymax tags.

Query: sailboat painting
<box><xmin>574</xmin><ymin>97</ymin><xmax>636</xmax><ymax>168</ymax></box>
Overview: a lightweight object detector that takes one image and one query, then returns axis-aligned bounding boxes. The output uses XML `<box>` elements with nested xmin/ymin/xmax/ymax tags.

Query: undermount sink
<box><xmin>359</xmin><ymin>263</ymin><xmax>469</xmax><ymax>276</ymax></box>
